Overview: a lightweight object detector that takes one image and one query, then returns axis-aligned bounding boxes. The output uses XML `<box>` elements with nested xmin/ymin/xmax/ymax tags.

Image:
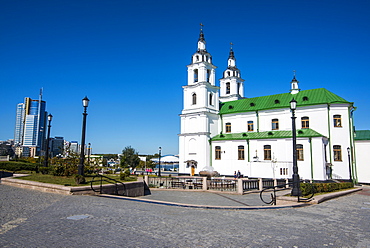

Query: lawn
<box><xmin>13</xmin><ymin>173</ymin><xmax>137</xmax><ymax>186</ymax></box>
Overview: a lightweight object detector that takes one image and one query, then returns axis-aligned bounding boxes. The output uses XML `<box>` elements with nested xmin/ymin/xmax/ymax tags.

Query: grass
<box><xmin>13</xmin><ymin>172</ymin><xmax>138</xmax><ymax>186</ymax></box>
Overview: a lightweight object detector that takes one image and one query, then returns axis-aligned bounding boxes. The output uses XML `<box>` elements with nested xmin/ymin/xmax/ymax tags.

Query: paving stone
<box><xmin>1</xmin><ymin>184</ymin><xmax>369</xmax><ymax>247</ymax></box>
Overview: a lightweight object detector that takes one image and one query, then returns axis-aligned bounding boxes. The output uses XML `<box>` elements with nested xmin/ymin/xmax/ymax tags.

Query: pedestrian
<box><xmin>237</xmin><ymin>170</ymin><xmax>241</xmax><ymax>178</ymax></box>
<box><xmin>234</xmin><ymin>171</ymin><xmax>237</xmax><ymax>179</ymax></box>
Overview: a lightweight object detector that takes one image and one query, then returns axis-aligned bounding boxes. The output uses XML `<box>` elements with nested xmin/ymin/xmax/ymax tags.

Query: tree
<box><xmin>120</xmin><ymin>146</ymin><xmax>140</xmax><ymax>169</ymax></box>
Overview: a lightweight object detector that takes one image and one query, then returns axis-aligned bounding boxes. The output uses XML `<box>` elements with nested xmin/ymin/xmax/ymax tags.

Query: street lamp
<box><xmin>78</xmin><ymin>96</ymin><xmax>90</xmax><ymax>176</ymax></box>
<box><xmin>290</xmin><ymin>98</ymin><xmax>301</xmax><ymax>196</ymax></box>
<box><xmin>158</xmin><ymin>147</ymin><xmax>162</xmax><ymax>177</ymax></box>
<box><xmin>347</xmin><ymin>147</ymin><xmax>352</xmax><ymax>183</ymax></box>
<box><xmin>44</xmin><ymin>114</ymin><xmax>53</xmax><ymax>167</ymax></box>
<box><xmin>88</xmin><ymin>143</ymin><xmax>91</xmax><ymax>166</ymax></box>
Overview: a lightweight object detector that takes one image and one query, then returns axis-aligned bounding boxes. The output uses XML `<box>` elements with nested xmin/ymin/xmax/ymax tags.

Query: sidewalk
<box><xmin>1</xmin><ymin>175</ymin><xmax>363</xmax><ymax>210</ymax></box>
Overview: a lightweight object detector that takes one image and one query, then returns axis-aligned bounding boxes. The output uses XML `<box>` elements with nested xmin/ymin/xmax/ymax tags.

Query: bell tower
<box><xmin>219</xmin><ymin>43</ymin><xmax>245</xmax><ymax>102</ymax></box>
<box><xmin>179</xmin><ymin>24</ymin><xmax>220</xmax><ymax>175</ymax></box>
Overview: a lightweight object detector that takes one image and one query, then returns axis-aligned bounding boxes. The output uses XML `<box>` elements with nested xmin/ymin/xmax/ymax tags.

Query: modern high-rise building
<box><xmin>14</xmin><ymin>91</ymin><xmax>47</xmax><ymax>157</ymax></box>
<box><xmin>50</xmin><ymin>136</ymin><xmax>64</xmax><ymax>157</ymax></box>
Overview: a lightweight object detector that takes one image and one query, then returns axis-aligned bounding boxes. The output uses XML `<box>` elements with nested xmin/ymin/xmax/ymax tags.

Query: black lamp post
<box><xmin>44</xmin><ymin>114</ymin><xmax>53</xmax><ymax>167</ymax></box>
<box><xmin>158</xmin><ymin>147</ymin><xmax>162</xmax><ymax>177</ymax></box>
<box><xmin>290</xmin><ymin>98</ymin><xmax>301</xmax><ymax>196</ymax></box>
<box><xmin>88</xmin><ymin>143</ymin><xmax>91</xmax><ymax>166</ymax></box>
<box><xmin>78</xmin><ymin>96</ymin><xmax>90</xmax><ymax>176</ymax></box>
<box><xmin>347</xmin><ymin>147</ymin><xmax>352</xmax><ymax>183</ymax></box>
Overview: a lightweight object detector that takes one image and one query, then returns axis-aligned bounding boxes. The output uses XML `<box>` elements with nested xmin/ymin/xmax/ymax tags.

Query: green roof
<box><xmin>354</xmin><ymin>130</ymin><xmax>370</xmax><ymax>140</ymax></box>
<box><xmin>220</xmin><ymin>88</ymin><xmax>351</xmax><ymax>115</ymax></box>
<box><xmin>211</xmin><ymin>128</ymin><xmax>325</xmax><ymax>141</ymax></box>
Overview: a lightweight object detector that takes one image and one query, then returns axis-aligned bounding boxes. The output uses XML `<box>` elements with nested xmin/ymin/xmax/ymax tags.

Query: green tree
<box><xmin>120</xmin><ymin>146</ymin><xmax>140</xmax><ymax>169</ymax></box>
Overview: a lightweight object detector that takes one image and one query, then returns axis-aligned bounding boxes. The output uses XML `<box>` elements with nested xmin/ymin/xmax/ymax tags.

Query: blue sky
<box><xmin>1</xmin><ymin>0</ymin><xmax>370</xmax><ymax>155</ymax></box>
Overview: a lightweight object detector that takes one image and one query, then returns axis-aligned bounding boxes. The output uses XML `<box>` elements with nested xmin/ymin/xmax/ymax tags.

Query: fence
<box><xmin>145</xmin><ymin>176</ymin><xmax>290</xmax><ymax>195</ymax></box>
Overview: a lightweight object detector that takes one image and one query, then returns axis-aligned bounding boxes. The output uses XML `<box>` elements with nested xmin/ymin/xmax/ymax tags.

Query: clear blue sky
<box><xmin>1</xmin><ymin>0</ymin><xmax>370</xmax><ymax>155</ymax></box>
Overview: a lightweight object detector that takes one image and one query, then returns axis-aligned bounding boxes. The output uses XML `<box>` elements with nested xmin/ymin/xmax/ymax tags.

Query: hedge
<box><xmin>0</xmin><ymin>161</ymin><xmax>40</xmax><ymax>172</ymax></box>
<box><xmin>300</xmin><ymin>182</ymin><xmax>354</xmax><ymax>196</ymax></box>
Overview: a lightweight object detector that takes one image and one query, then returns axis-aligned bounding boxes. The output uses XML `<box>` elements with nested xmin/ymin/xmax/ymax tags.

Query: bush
<box><xmin>120</xmin><ymin>169</ymin><xmax>131</xmax><ymax>181</ymax></box>
<box><xmin>308</xmin><ymin>182</ymin><xmax>354</xmax><ymax>195</ymax></box>
<box><xmin>39</xmin><ymin>167</ymin><xmax>51</xmax><ymax>174</ymax></box>
<box><xmin>0</xmin><ymin>161</ymin><xmax>39</xmax><ymax>172</ymax></box>
<box><xmin>74</xmin><ymin>174</ymin><xmax>86</xmax><ymax>184</ymax></box>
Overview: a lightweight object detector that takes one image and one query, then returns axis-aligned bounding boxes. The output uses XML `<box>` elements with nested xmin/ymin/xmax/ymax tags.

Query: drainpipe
<box><xmin>247</xmin><ymin>139</ymin><xmax>250</xmax><ymax>162</ymax></box>
<box><xmin>309</xmin><ymin>137</ymin><xmax>313</xmax><ymax>181</ymax></box>
<box><xmin>327</xmin><ymin>104</ymin><xmax>332</xmax><ymax>164</ymax></box>
<box><xmin>256</xmin><ymin>110</ymin><xmax>259</xmax><ymax>132</ymax></box>
<box><xmin>348</xmin><ymin>106</ymin><xmax>357</xmax><ymax>183</ymax></box>
<box><xmin>209</xmin><ymin>139</ymin><xmax>213</xmax><ymax>167</ymax></box>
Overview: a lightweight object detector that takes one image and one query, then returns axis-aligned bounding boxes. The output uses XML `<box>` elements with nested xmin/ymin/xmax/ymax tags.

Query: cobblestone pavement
<box><xmin>1</xmin><ymin>184</ymin><xmax>370</xmax><ymax>247</ymax></box>
<box><xmin>139</xmin><ymin>189</ymin><xmax>269</xmax><ymax>206</ymax></box>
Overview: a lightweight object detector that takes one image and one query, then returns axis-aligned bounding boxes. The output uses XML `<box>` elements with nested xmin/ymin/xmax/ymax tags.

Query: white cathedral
<box><xmin>178</xmin><ymin>28</ymin><xmax>370</xmax><ymax>183</ymax></box>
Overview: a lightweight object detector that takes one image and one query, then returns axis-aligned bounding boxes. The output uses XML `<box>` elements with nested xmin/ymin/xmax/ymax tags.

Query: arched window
<box><xmin>248</xmin><ymin>121</ymin><xmax>254</xmax><ymax>131</ymax></box>
<box><xmin>215</xmin><ymin>146</ymin><xmax>221</xmax><ymax>160</ymax></box>
<box><xmin>301</xmin><ymin>117</ymin><xmax>309</xmax><ymax>129</ymax></box>
<box><xmin>192</xmin><ymin>93</ymin><xmax>197</xmax><ymax>105</ymax></box>
<box><xmin>194</xmin><ymin>69</ymin><xmax>198</xmax><ymax>82</ymax></box>
<box><xmin>333</xmin><ymin>145</ymin><xmax>342</xmax><ymax>161</ymax></box>
<box><xmin>226</xmin><ymin>82</ymin><xmax>230</xmax><ymax>94</ymax></box>
<box><xmin>207</xmin><ymin>69</ymin><xmax>211</xmax><ymax>82</ymax></box>
<box><xmin>334</xmin><ymin>115</ymin><xmax>342</xmax><ymax>127</ymax></box>
<box><xmin>264</xmin><ymin>145</ymin><xmax>271</xmax><ymax>160</ymax></box>
<box><xmin>225</xmin><ymin>122</ymin><xmax>231</xmax><ymax>133</ymax></box>
<box><xmin>238</xmin><ymin>145</ymin><xmax>245</xmax><ymax>160</ymax></box>
<box><xmin>209</xmin><ymin>93</ymin><xmax>213</xmax><ymax>106</ymax></box>
<box><xmin>296</xmin><ymin>144</ymin><xmax>304</xmax><ymax>161</ymax></box>
<box><xmin>272</xmin><ymin>119</ymin><xmax>279</xmax><ymax>130</ymax></box>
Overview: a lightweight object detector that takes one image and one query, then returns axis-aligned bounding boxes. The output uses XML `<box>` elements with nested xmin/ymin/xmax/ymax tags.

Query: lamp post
<box><xmin>290</xmin><ymin>98</ymin><xmax>301</xmax><ymax>196</ymax></box>
<box><xmin>43</xmin><ymin>114</ymin><xmax>53</xmax><ymax>167</ymax></box>
<box><xmin>347</xmin><ymin>147</ymin><xmax>352</xmax><ymax>183</ymax></box>
<box><xmin>158</xmin><ymin>147</ymin><xmax>162</xmax><ymax>177</ymax></box>
<box><xmin>78</xmin><ymin>96</ymin><xmax>90</xmax><ymax>176</ymax></box>
<box><xmin>88</xmin><ymin>143</ymin><xmax>91</xmax><ymax>166</ymax></box>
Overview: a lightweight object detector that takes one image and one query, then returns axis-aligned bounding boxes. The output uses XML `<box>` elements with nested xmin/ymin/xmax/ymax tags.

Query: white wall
<box><xmin>355</xmin><ymin>140</ymin><xmax>370</xmax><ymax>183</ymax></box>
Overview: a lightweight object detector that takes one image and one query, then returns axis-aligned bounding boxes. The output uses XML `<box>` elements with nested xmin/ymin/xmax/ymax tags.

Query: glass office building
<box><xmin>14</xmin><ymin>94</ymin><xmax>47</xmax><ymax>156</ymax></box>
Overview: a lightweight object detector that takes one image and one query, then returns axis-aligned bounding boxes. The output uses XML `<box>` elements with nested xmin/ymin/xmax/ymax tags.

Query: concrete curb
<box><xmin>277</xmin><ymin>187</ymin><xmax>363</xmax><ymax>204</ymax></box>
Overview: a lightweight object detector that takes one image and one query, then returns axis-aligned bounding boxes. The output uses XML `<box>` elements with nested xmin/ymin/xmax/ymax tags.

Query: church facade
<box><xmin>179</xmin><ymin>28</ymin><xmax>360</xmax><ymax>182</ymax></box>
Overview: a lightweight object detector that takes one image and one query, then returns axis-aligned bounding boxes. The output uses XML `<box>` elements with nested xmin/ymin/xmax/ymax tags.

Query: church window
<box><xmin>227</xmin><ymin>71</ymin><xmax>230</xmax><ymax>77</ymax></box>
<box><xmin>215</xmin><ymin>146</ymin><xmax>221</xmax><ymax>160</ymax></box>
<box><xmin>264</xmin><ymin>145</ymin><xmax>271</xmax><ymax>160</ymax></box>
<box><xmin>226</xmin><ymin>82</ymin><xmax>230</xmax><ymax>94</ymax></box>
<box><xmin>209</xmin><ymin>93</ymin><xmax>213</xmax><ymax>106</ymax></box>
<box><xmin>274</xmin><ymin>99</ymin><xmax>280</xmax><ymax>104</ymax></box>
<box><xmin>225</xmin><ymin>122</ymin><xmax>231</xmax><ymax>133</ymax></box>
<box><xmin>248</xmin><ymin>121</ymin><xmax>254</xmax><ymax>131</ymax></box>
<box><xmin>196</xmin><ymin>55</ymin><xmax>199</xmax><ymax>61</ymax></box>
<box><xmin>272</xmin><ymin>119</ymin><xmax>279</xmax><ymax>130</ymax></box>
<box><xmin>207</xmin><ymin>69</ymin><xmax>211</xmax><ymax>82</ymax></box>
<box><xmin>333</xmin><ymin>145</ymin><xmax>342</xmax><ymax>161</ymax></box>
<box><xmin>303</xmin><ymin>96</ymin><xmax>309</xmax><ymax>101</ymax></box>
<box><xmin>280</xmin><ymin>168</ymin><xmax>288</xmax><ymax>175</ymax></box>
<box><xmin>194</xmin><ymin>69</ymin><xmax>198</xmax><ymax>82</ymax></box>
<box><xmin>297</xmin><ymin>144</ymin><xmax>304</xmax><ymax>161</ymax></box>
<box><xmin>301</xmin><ymin>117</ymin><xmax>309</xmax><ymax>129</ymax></box>
<box><xmin>238</xmin><ymin>145</ymin><xmax>245</xmax><ymax>160</ymax></box>
<box><xmin>334</xmin><ymin>115</ymin><xmax>342</xmax><ymax>127</ymax></box>
<box><xmin>192</xmin><ymin>93</ymin><xmax>197</xmax><ymax>105</ymax></box>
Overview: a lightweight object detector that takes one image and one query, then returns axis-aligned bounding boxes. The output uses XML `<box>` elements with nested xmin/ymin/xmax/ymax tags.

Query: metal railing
<box><xmin>260</xmin><ymin>181</ymin><xmax>315</xmax><ymax>205</ymax></box>
<box><xmin>208</xmin><ymin>178</ymin><xmax>236</xmax><ymax>191</ymax></box>
<box><xmin>90</xmin><ymin>174</ymin><xmax>126</xmax><ymax>196</ymax></box>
